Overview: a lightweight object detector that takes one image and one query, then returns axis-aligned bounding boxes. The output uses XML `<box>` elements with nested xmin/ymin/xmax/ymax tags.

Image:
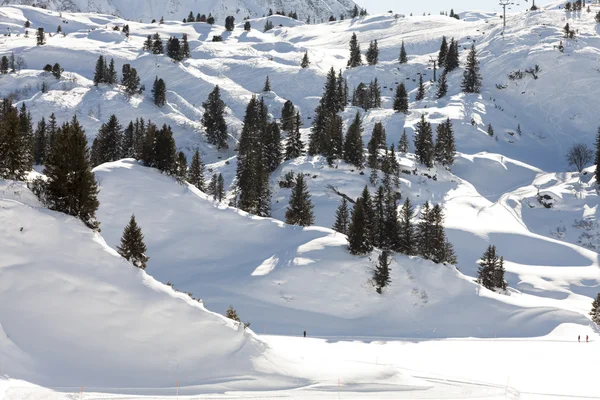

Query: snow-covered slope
<box><xmin>0</xmin><ymin>0</ymin><xmax>358</xmax><ymax>22</ymax></box>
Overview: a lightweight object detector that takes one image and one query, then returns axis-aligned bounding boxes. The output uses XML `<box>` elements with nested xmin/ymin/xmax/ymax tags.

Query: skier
<box><xmin>586</xmin><ymin>335</ymin><xmax>589</xmax><ymax>342</ymax></box>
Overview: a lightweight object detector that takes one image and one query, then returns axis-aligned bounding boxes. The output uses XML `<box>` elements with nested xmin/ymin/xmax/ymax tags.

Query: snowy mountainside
<box><xmin>0</xmin><ymin>0</ymin><xmax>358</xmax><ymax>22</ymax></box>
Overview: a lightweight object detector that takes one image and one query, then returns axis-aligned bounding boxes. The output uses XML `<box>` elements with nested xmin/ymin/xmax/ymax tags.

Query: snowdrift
<box><xmin>94</xmin><ymin>160</ymin><xmax>591</xmax><ymax>338</ymax></box>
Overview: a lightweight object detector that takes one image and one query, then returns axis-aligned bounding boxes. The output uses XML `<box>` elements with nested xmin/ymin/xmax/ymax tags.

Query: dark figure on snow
<box><xmin>303</xmin><ymin>330</ymin><xmax>306</xmax><ymax>338</ymax></box>
<box><xmin>578</xmin><ymin>335</ymin><xmax>580</xmax><ymax>342</ymax></box>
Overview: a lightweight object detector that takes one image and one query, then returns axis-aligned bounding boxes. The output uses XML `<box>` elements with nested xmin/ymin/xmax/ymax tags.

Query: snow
<box><xmin>2</xmin><ymin>2</ymin><xmax>600</xmax><ymax>399</ymax></box>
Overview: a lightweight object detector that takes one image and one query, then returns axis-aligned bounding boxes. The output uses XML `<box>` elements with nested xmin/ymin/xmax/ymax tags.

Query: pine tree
<box><xmin>216</xmin><ymin>173</ymin><xmax>225</xmax><ymax>201</ymax></box>
<box><xmin>487</xmin><ymin>124</ymin><xmax>494</xmax><ymax>136</ymax></box>
<box><xmin>285</xmin><ymin>174</ymin><xmax>315</xmax><ymax>226</ymax></box>
<box><xmin>369</xmin><ymin>78</ymin><xmax>382</xmax><ymax>108</ymax></box>
<box><xmin>435</xmin><ymin>118</ymin><xmax>456</xmax><ymax>167</ymax></box>
<box><xmin>398</xmin><ymin>198</ymin><xmax>415</xmax><ymax>255</ymax></box>
<box><xmin>343</xmin><ymin>112</ymin><xmax>364</xmax><ymax>168</ymax></box>
<box><xmin>366</xmin><ymin>40</ymin><xmax>379</xmax><ymax>65</ymax></box>
<box><xmin>91</xmin><ymin>115</ymin><xmax>123</xmax><ymax>166</ymax></box>
<box><xmin>337</xmin><ymin>70</ymin><xmax>348</xmax><ymax>109</ymax></box>
<box><xmin>301</xmin><ymin>51</ymin><xmax>310</xmax><ymax>68</ymax></box>
<box><xmin>445</xmin><ymin>38</ymin><xmax>459</xmax><ymax>72</ymax></box>
<box><xmin>33</xmin><ymin>117</ymin><xmax>47</xmax><ymax>165</ymax></box>
<box><xmin>207</xmin><ymin>14</ymin><xmax>215</xmax><ymax>25</ymax></box>
<box><xmin>347</xmin><ymin>198</ymin><xmax>373</xmax><ymax>255</ymax></box>
<box><xmin>264</xmin><ymin>122</ymin><xmax>282</xmax><ymax>172</ymax></box>
<box><xmin>309</xmin><ymin>67</ymin><xmax>342</xmax><ymax>155</ymax></box>
<box><xmin>201</xmin><ymin>85</ymin><xmax>228</xmax><ymax>149</ymax></box>
<box><xmin>373</xmin><ymin>250</ymin><xmax>392</xmax><ymax>294</ymax></box>
<box><xmin>437</xmin><ymin>70</ymin><xmax>448</xmax><ymax>99</ymax></box>
<box><xmin>132</xmin><ymin>118</ymin><xmax>146</xmax><ymax>160</ymax></box>
<box><xmin>167</xmin><ymin>37</ymin><xmax>183</xmax><ymax>61</ymax></box>
<box><xmin>399</xmin><ymin>40</ymin><xmax>408</xmax><ymax>64</ymax></box>
<box><xmin>399</xmin><ymin>129</ymin><xmax>409</xmax><ymax>153</ymax></box>
<box><xmin>477</xmin><ymin>245</ymin><xmax>505</xmax><ymax>291</ymax></box>
<box><xmin>176</xmin><ymin>151</ymin><xmax>187</xmax><ymax>182</ymax></box>
<box><xmin>263</xmin><ymin>76</ymin><xmax>271</xmax><ymax>92</ymax></box>
<box><xmin>93</xmin><ymin>56</ymin><xmax>105</xmax><ymax>86</ymax></box>
<box><xmin>0</xmin><ymin>101</ymin><xmax>32</xmax><ymax>180</ymax></box>
<box><xmin>46</xmin><ymin>113</ymin><xmax>57</xmax><ymax>157</ymax></box>
<box><xmin>352</xmin><ymin>5</ymin><xmax>360</xmax><ymax>18</ymax></box>
<box><xmin>152</xmin><ymin>33</ymin><xmax>164</xmax><ymax>54</ymax></box>
<box><xmin>122</xmin><ymin>121</ymin><xmax>135</xmax><ymax>158</ymax></box>
<box><xmin>36</xmin><ymin>28</ymin><xmax>45</xmax><ymax>45</ymax></box>
<box><xmin>0</xmin><ymin>56</ymin><xmax>8</xmax><ymax>74</ymax></box>
<box><xmin>416</xmin><ymin>202</ymin><xmax>434</xmax><ymax>260</ymax></box>
<box><xmin>244</xmin><ymin>21</ymin><xmax>251</xmax><ymax>31</ymax></box>
<box><xmin>52</xmin><ymin>63</ymin><xmax>63</xmax><ymax>79</ymax></box>
<box><xmin>152</xmin><ymin>77</ymin><xmax>167</xmax><ymax>107</ymax></box>
<box><xmin>264</xmin><ymin>20</ymin><xmax>274</xmax><ymax>32</ymax></box>
<box><xmin>323</xmin><ymin>114</ymin><xmax>344</xmax><ymax>165</ymax></box>
<box><xmin>347</xmin><ymin>33</ymin><xmax>362</xmax><ymax>68</ymax></box>
<box><xmin>188</xmin><ymin>149</ymin><xmax>205</xmax><ymax>191</ymax></box>
<box><xmin>590</xmin><ymin>293</ymin><xmax>600</xmax><ymax>325</ymax></box>
<box><xmin>438</xmin><ymin>36</ymin><xmax>448</xmax><ymax>66</ymax></box>
<box><xmin>8</xmin><ymin>52</ymin><xmax>15</xmax><ymax>73</ymax></box>
<box><xmin>415</xmin><ymin>73</ymin><xmax>426</xmax><ymax>101</ymax></box>
<box><xmin>281</xmin><ymin>101</ymin><xmax>296</xmax><ymax>132</ymax></box>
<box><xmin>462</xmin><ymin>44</ymin><xmax>482</xmax><ymax>93</ymax></box>
<box><xmin>383</xmin><ymin>184</ymin><xmax>400</xmax><ymax>250</ymax></box>
<box><xmin>285</xmin><ymin>112</ymin><xmax>303</xmax><ymax>160</ymax></box>
<box><xmin>372</xmin><ymin>186</ymin><xmax>386</xmax><ymax>247</ymax></box>
<box><xmin>393</xmin><ymin>83</ymin><xmax>409</xmax><ymax>113</ymax></box>
<box><xmin>105</xmin><ymin>58</ymin><xmax>116</xmax><ymax>85</ymax></box>
<box><xmin>122</xmin><ymin>64</ymin><xmax>140</xmax><ymax>95</ymax></box>
<box><xmin>188</xmin><ymin>11</ymin><xmax>195</xmax><ymax>22</ymax></box>
<box><xmin>414</xmin><ymin>115</ymin><xmax>434</xmax><ymax>168</ymax></box>
<box><xmin>225</xmin><ymin>16</ymin><xmax>235</xmax><ymax>31</ymax></box>
<box><xmin>143</xmin><ymin>35</ymin><xmax>153</xmax><ymax>51</ymax></box>
<box><xmin>208</xmin><ymin>173</ymin><xmax>218</xmax><ymax>198</ymax></box>
<box><xmin>117</xmin><ymin>215</ymin><xmax>149</xmax><ymax>269</ymax></box>
<box><xmin>333</xmin><ymin>197</ymin><xmax>351</xmax><ymax>235</ymax></box>
<box><xmin>42</xmin><ymin>116</ymin><xmax>99</xmax><ymax>229</ymax></box>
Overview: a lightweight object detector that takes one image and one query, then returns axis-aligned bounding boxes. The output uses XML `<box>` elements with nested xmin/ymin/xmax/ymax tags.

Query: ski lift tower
<box><xmin>499</xmin><ymin>0</ymin><xmax>510</xmax><ymax>34</ymax></box>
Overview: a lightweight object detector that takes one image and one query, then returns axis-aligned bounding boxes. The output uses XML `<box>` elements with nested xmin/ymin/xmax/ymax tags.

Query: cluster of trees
<box><xmin>351</xmin><ymin>79</ymin><xmax>381</xmax><ymax>110</ymax></box>
<box><xmin>267</xmin><ymin>8</ymin><xmax>299</xmax><ymax>19</ymax></box>
<box><xmin>201</xmin><ymin>86</ymin><xmax>228</xmax><ymax>149</ymax></box>
<box><xmin>281</xmin><ymin>100</ymin><xmax>304</xmax><ymax>160</ymax></box>
<box><xmin>477</xmin><ymin>245</ymin><xmax>507</xmax><ymax>291</ymax></box>
<box><xmin>1</xmin><ymin>52</ymin><xmax>26</xmax><ymax>75</ymax></box>
<box><xmin>93</xmin><ymin>56</ymin><xmax>118</xmax><ymax>86</ymax></box>
<box><xmin>351</xmin><ymin>5</ymin><xmax>368</xmax><ymax>18</ymax></box>
<box><xmin>591</xmin><ymin>293</ymin><xmax>600</xmax><ymax>325</ymax></box>
<box><xmin>367</xmin><ymin>123</ymin><xmax>402</xmax><ymax>186</ymax></box>
<box><xmin>42</xmin><ymin>63</ymin><xmax>63</xmax><ymax>79</ymax></box>
<box><xmin>182</xmin><ymin>11</ymin><xmax>215</xmax><ymax>24</ymax></box>
<box><xmin>564</xmin><ymin>0</ymin><xmax>584</xmax><ymax>11</ymax></box>
<box><xmin>414</xmin><ymin>115</ymin><xmax>456</xmax><ymax>168</ymax></box>
<box><xmin>143</xmin><ymin>33</ymin><xmax>191</xmax><ymax>61</ymax></box>
<box><xmin>0</xmin><ymin>100</ymin><xmax>34</xmax><ymax>180</ymax></box>
<box><xmin>152</xmin><ymin>77</ymin><xmax>167</xmax><ymax>107</ymax></box>
<box><xmin>225</xmin><ymin>16</ymin><xmax>236</xmax><ymax>31</ymax></box>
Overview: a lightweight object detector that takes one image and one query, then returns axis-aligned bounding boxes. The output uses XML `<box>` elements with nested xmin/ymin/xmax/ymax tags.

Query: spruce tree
<box><xmin>225</xmin><ymin>16</ymin><xmax>235</xmax><ymax>31</ymax></box>
<box><xmin>590</xmin><ymin>293</ymin><xmax>600</xmax><ymax>325</ymax></box>
<box><xmin>281</xmin><ymin>101</ymin><xmax>296</xmax><ymax>132</ymax></box>
<box><xmin>323</xmin><ymin>114</ymin><xmax>344</xmax><ymax>165</ymax></box>
<box><xmin>167</xmin><ymin>37</ymin><xmax>183</xmax><ymax>61</ymax></box>
<box><xmin>416</xmin><ymin>202</ymin><xmax>434</xmax><ymax>260</ymax></box>
<box><xmin>477</xmin><ymin>245</ymin><xmax>506</xmax><ymax>291</ymax></box>
<box><xmin>36</xmin><ymin>28</ymin><xmax>45</xmax><ymax>45</ymax></box>
<box><xmin>93</xmin><ymin>56</ymin><xmax>105</xmax><ymax>86</ymax></box>
<box><xmin>415</xmin><ymin>73</ymin><xmax>426</xmax><ymax>101</ymax></box>
<box><xmin>343</xmin><ymin>112</ymin><xmax>364</xmax><ymax>168</ymax></box>
<box><xmin>143</xmin><ymin>35</ymin><xmax>153</xmax><ymax>51</ymax></box>
<box><xmin>52</xmin><ymin>63</ymin><xmax>63</xmax><ymax>79</ymax></box>
<box><xmin>309</xmin><ymin>67</ymin><xmax>342</xmax><ymax>156</ymax></box>
<box><xmin>216</xmin><ymin>173</ymin><xmax>225</xmax><ymax>202</ymax></box>
<box><xmin>176</xmin><ymin>151</ymin><xmax>187</xmax><ymax>182</ymax></box>
<box><xmin>0</xmin><ymin>56</ymin><xmax>8</xmax><ymax>74</ymax></box>
<box><xmin>438</xmin><ymin>36</ymin><xmax>448</xmax><ymax>66</ymax></box>
<box><xmin>399</xmin><ymin>129</ymin><xmax>409</xmax><ymax>153</ymax></box>
<box><xmin>399</xmin><ymin>41</ymin><xmax>408</xmax><ymax>64</ymax></box>
<box><xmin>264</xmin><ymin>122</ymin><xmax>282</xmax><ymax>172</ymax></box>
<box><xmin>43</xmin><ymin>116</ymin><xmax>99</xmax><ymax>229</ymax></box>
<box><xmin>445</xmin><ymin>38</ymin><xmax>459</xmax><ymax>72</ymax></box>
<box><xmin>154</xmin><ymin>124</ymin><xmax>177</xmax><ymax>175</ymax></box>
<box><xmin>152</xmin><ymin>33</ymin><xmax>164</xmax><ymax>54</ymax></box>
<box><xmin>188</xmin><ymin>149</ymin><xmax>205</xmax><ymax>191</ymax></box>
<box><xmin>207</xmin><ymin>14</ymin><xmax>215</xmax><ymax>25</ymax></box>
<box><xmin>0</xmin><ymin>101</ymin><xmax>32</xmax><ymax>180</ymax></box>
<box><xmin>263</xmin><ymin>76</ymin><xmax>271</xmax><ymax>92</ymax></box>
<box><xmin>372</xmin><ymin>186</ymin><xmax>386</xmax><ymax>248</ymax></box>
<box><xmin>91</xmin><ymin>115</ymin><xmax>123</xmax><ymax>166</ymax></box>
<box><xmin>285</xmin><ymin>112</ymin><xmax>304</xmax><ymax>160</ymax></box>
<box><xmin>462</xmin><ymin>44</ymin><xmax>482</xmax><ymax>94</ymax></box>
<box><xmin>46</xmin><ymin>113</ymin><xmax>57</xmax><ymax>157</ymax></box>
<box><xmin>333</xmin><ymin>197</ymin><xmax>350</xmax><ymax>235</ymax></box>
<box><xmin>201</xmin><ymin>85</ymin><xmax>228</xmax><ymax>149</ymax></box>
<box><xmin>369</xmin><ymin>78</ymin><xmax>382</xmax><ymax>108</ymax></box>
<box><xmin>106</xmin><ymin>58</ymin><xmax>117</xmax><ymax>85</ymax></box>
<box><xmin>244</xmin><ymin>21</ymin><xmax>252</xmax><ymax>31</ymax></box>
<box><xmin>383</xmin><ymin>185</ymin><xmax>400</xmax><ymax>250</ymax></box>
<box><xmin>301</xmin><ymin>51</ymin><xmax>310</xmax><ymax>68</ymax></box>
<box><xmin>373</xmin><ymin>250</ymin><xmax>392</xmax><ymax>294</ymax></box>
<box><xmin>122</xmin><ymin>65</ymin><xmax>140</xmax><ymax>95</ymax></box>
<box><xmin>347</xmin><ymin>198</ymin><xmax>373</xmax><ymax>255</ymax></box>
<box><xmin>366</xmin><ymin>40</ymin><xmax>379</xmax><ymax>65</ymax></box>
<box><xmin>117</xmin><ymin>215</ymin><xmax>149</xmax><ymax>269</ymax></box>
<box><xmin>33</xmin><ymin>117</ymin><xmax>47</xmax><ymax>165</ymax></box>
<box><xmin>208</xmin><ymin>173</ymin><xmax>217</xmax><ymax>198</ymax></box>
<box><xmin>393</xmin><ymin>83</ymin><xmax>409</xmax><ymax>113</ymax></box>
<box><xmin>122</xmin><ymin>121</ymin><xmax>135</xmax><ymax>158</ymax></box>
<box><xmin>414</xmin><ymin>114</ymin><xmax>434</xmax><ymax>168</ymax></box>
<box><xmin>181</xmin><ymin>33</ymin><xmax>191</xmax><ymax>59</ymax></box>
<box><xmin>152</xmin><ymin>77</ymin><xmax>167</xmax><ymax>107</ymax></box>
<box><xmin>337</xmin><ymin>70</ymin><xmax>348</xmax><ymax>109</ymax></box>
<box><xmin>398</xmin><ymin>198</ymin><xmax>416</xmax><ymax>255</ymax></box>
<box><xmin>132</xmin><ymin>118</ymin><xmax>146</xmax><ymax>160</ymax></box>
<box><xmin>141</xmin><ymin>122</ymin><xmax>157</xmax><ymax>167</ymax></box>
<box><xmin>487</xmin><ymin>124</ymin><xmax>494</xmax><ymax>136</ymax></box>
<box><xmin>435</xmin><ymin>118</ymin><xmax>455</xmax><ymax>167</ymax></box>
<box><xmin>285</xmin><ymin>174</ymin><xmax>315</xmax><ymax>226</ymax></box>
<box><xmin>347</xmin><ymin>33</ymin><xmax>362</xmax><ymax>68</ymax></box>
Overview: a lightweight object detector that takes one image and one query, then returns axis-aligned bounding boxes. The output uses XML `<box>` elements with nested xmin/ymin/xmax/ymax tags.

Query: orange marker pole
<box><xmin>176</xmin><ymin>380</ymin><xmax>179</xmax><ymax>400</ymax></box>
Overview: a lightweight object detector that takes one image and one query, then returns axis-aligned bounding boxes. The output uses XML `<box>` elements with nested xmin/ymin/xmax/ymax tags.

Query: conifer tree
<box><xmin>347</xmin><ymin>198</ymin><xmax>372</xmax><ymax>255</ymax></box>
<box><xmin>117</xmin><ymin>215</ymin><xmax>149</xmax><ymax>269</ymax></box>
<box><xmin>188</xmin><ymin>149</ymin><xmax>205</xmax><ymax>191</ymax></box>
<box><xmin>176</xmin><ymin>151</ymin><xmax>187</xmax><ymax>182</ymax></box>
<box><xmin>309</xmin><ymin>67</ymin><xmax>342</xmax><ymax>155</ymax></box>
<box><xmin>152</xmin><ymin>77</ymin><xmax>167</xmax><ymax>107</ymax></box>
<box><xmin>438</xmin><ymin>36</ymin><xmax>448</xmax><ymax>66</ymax></box>
<box><xmin>207</xmin><ymin>14</ymin><xmax>215</xmax><ymax>24</ymax></box>
<box><xmin>337</xmin><ymin>70</ymin><xmax>348</xmax><ymax>109</ymax></box>
<box><xmin>366</xmin><ymin>40</ymin><xmax>379</xmax><ymax>65</ymax></box>
<box><xmin>416</xmin><ymin>202</ymin><xmax>434</xmax><ymax>260</ymax></box>
<box><xmin>343</xmin><ymin>112</ymin><xmax>364</xmax><ymax>168</ymax></box>
<box><xmin>333</xmin><ymin>197</ymin><xmax>351</xmax><ymax>235</ymax></box>
<box><xmin>285</xmin><ymin>112</ymin><xmax>304</xmax><ymax>160</ymax></box>
<box><xmin>263</xmin><ymin>76</ymin><xmax>271</xmax><ymax>92</ymax></box>
<box><xmin>347</xmin><ymin>33</ymin><xmax>362</xmax><ymax>68</ymax></box>
<box><xmin>352</xmin><ymin>5</ymin><xmax>360</xmax><ymax>18</ymax></box>
<box><xmin>0</xmin><ymin>56</ymin><xmax>8</xmax><ymax>74</ymax></box>
<box><xmin>0</xmin><ymin>101</ymin><xmax>32</xmax><ymax>180</ymax></box>
<box><xmin>369</xmin><ymin>78</ymin><xmax>382</xmax><ymax>108</ymax></box>
<box><xmin>415</xmin><ymin>73</ymin><xmax>426</xmax><ymax>101</ymax></box>
<box><xmin>42</xmin><ymin>116</ymin><xmax>99</xmax><ymax>229</ymax></box>
<box><xmin>201</xmin><ymin>85</ymin><xmax>228</xmax><ymax>149</ymax></box>
<box><xmin>264</xmin><ymin>20</ymin><xmax>274</xmax><ymax>32</ymax></box>
<box><xmin>188</xmin><ymin>11</ymin><xmax>195</xmax><ymax>22</ymax></box>
<box><xmin>181</xmin><ymin>34</ymin><xmax>190</xmax><ymax>58</ymax></box>
<box><xmin>132</xmin><ymin>118</ymin><xmax>146</xmax><ymax>160</ymax></box>
<box><xmin>46</xmin><ymin>113</ymin><xmax>57</xmax><ymax>157</ymax></box>
<box><xmin>590</xmin><ymin>293</ymin><xmax>600</xmax><ymax>325</ymax></box>
<box><xmin>244</xmin><ymin>21</ymin><xmax>252</xmax><ymax>31</ymax></box>
<box><xmin>143</xmin><ymin>35</ymin><xmax>153</xmax><ymax>51</ymax></box>
<box><xmin>372</xmin><ymin>185</ymin><xmax>386</xmax><ymax>247</ymax></box>
<box><xmin>285</xmin><ymin>174</ymin><xmax>315</xmax><ymax>226</ymax></box>
<box><xmin>122</xmin><ymin>64</ymin><xmax>141</xmax><ymax>95</ymax></box>
<box><xmin>373</xmin><ymin>250</ymin><xmax>392</xmax><ymax>294</ymax></box>
<box><xmin>208</xmin><ymin>173</ymin><xmax>217</xmax><ymax>198</ymax></box>
<box><xmin>399</xmin><ymin>129</ymin><xmax>409</xmax><ymax>153</ymax></box>
<box><xmin>393</xmin><ymin>83</ymin><xmax>409</xmax><ymax>113</ymax></box>
<box><xmin>264</xmin><ymin>122</ymin><xmax>282</xmax><ymax>172</ymax></box>
<box><xmin>93</xmin><ymin>56</ymin><xmax>105</xmax><ymax>86</ymax></box>
<box><xmin>462</xmin><ymin>44</ymin><xmax>482</xmax><ymax>93</ymax></box>
<box><xmin>225</xmin><ymin>16</ymin><xmax>235</xmax><ymax>31</ymax></box>
<box><xmin>122</xmin><ymin>121</ymin><xmax>135</xmax><ymax>158</ymax></box>
<box><xmin>398</xmin><ymin>198</ymin><xmax>415</xmax><ymax>255</ymax></box>
<box><xmin>152</xmin><ymin>33</ymin><xmax>164</xmax><ymax>54</ymax></box>
<box><xmin>167</xmin><ymin>37</ymin><xmax>183</xmax><ymax>61</ymax></box>
<box><xmin>52</xmin><ymin>63</ymin><xmax>63</xmax><ymax>79</ymax></box>
<box><xmin>414</xmin><ymin>115</ymin><xmax>434</xmax><ymax>168</ymax></box>
<box><xmin>437</xmin><ymin>69</ymin><xmax>448</xmax><ymax>99</ymax></box>
<box><xmin>487</xmin><ymin>124</ymin><xmax>494</xmax><ymax>136</ymax></box>
<box><xmin>33</xmin><ymin>117</ymin><xmax>47</xmax><ymax>165</ymax></box>
<box><xmin>141</xmin><ymin>122</ymin><xmax>157</xmax><ymax>167</ymax></box>
<box><xmin>435</xmin><ymin>118</ymin><xmax>456</xmax><ymax>167</ymax></box>
<box><xmin>216</xmin><ymin>173</ymin><xmax>225</xmax><ymax>201</ymax></box>
<box><xmin>36</xmin><ymin>28</ymin><xmax>45</xmax><ymax>45</ymax></box>
<box><xmin>301</xmin><ymin>51</ymin><xmax>310</xmax><ymax>68</ymax></box>
<box><xmin>399</xmin><ymin>40</ymin><xmax>408</xmax><ymax>64</ymax></box>
<box><xmin>445</xmin><ymin>38</ymin><xmax>459</xmax><ymax>72</ymax></box>
<box><xmin>91</xmin><ymin>115</ymin><xmax>123</xmax><ymax>167</ymax></box>
<box><xmin>281</xmin><ymin>101</ymin><xmax>296</xmax><ymax>132</ymax></box>
<box><xmin>477</xmin><ymin>245</ymin><xmax>506</xmax><ymax>291</ymax></box>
